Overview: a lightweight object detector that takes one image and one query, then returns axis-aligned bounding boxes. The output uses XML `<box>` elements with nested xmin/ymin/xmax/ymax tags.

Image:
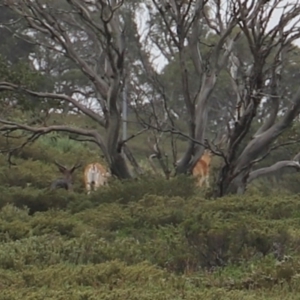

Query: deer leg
<box><xmin>205</xmin><ymin>175</ymin><xmax>210</xmax><ymax>188</ymax></box>
<box><xmin>94</xmin><ymin>181</ymin><xmax>101</xmax><ymax>192</ymax></box>
<box><xmin>86</xmin><ymin>182</ymin><xmax>92</xmax><ymax>195</ymax></box>
<box><xmin>199</xmin><ymin>176</ymin><xmax>205</xmax><ymax>187</ymax></box>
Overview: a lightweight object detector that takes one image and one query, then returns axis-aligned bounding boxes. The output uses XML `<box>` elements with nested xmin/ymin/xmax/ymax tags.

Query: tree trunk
<box><xmin>214</xmin><ymin>165</ymin><xmax>249</xmax><ymax>197</ymax></box>
<box><xmin>105</xmin><ymin>86</ymin><xmax>133</xmax><ymax>179</ymax></box>
<box><xmin>109</xmin><ymin>151</ymin><xmax>133</xmax><ymax>179</ymax></box>
<box><xmin>215</xmin><ymin>87</ymin><xmax>300</xmax><ymax>197</ymax></box>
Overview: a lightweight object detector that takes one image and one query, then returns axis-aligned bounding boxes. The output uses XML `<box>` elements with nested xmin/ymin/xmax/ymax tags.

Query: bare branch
<box><xmin>248</xmin><ymin>160</ymin><xmax>300</xmax><ymax>184</ymax></box>
<box><xmin>147</xmin><ymin>134</ymin><xmax>171</xmax><ymax>179</ymax></box>
<box><xmin>148</xmin><ymin>153</ymin><xmax>159</xmax><ymax>174</ymax></box>
<box><xmin>117</xmin><ymin>127</ymin><xmax>149</xmax><ymax>152</ymax></box>
<box><xmin>0</xmin><ymin>82</ymin><xmax>106</xmax><ymax>126</ymax></box>
<box><xmin>0</xmin><ymin>119</ymin><xmax>106</xmax><ymax>154</ymax></box>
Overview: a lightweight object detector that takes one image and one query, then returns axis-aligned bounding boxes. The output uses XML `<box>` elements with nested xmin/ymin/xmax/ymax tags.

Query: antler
<box><xmin>54</xmin><ymin>160</ymin><xmax>66</xmax><ymax>170</ymax></box>
<box><xmin>70</xmin><ymin>161</ymin><xmax>82</xmax><ymax>173</ymax></box>
<box><xmin>54</xmin><ymin>160</ymin><xmax>82</xmax><ymax>173</ymax></box>
<box><xmin>72</xmin><ymin>161</ymin><xmax>82</xmax><ymax>169</ymax></box>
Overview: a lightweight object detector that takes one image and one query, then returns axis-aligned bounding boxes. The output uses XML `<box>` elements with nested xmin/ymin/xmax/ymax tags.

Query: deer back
<box><xmin>192</xmin><ymin>160</ymin><xmax>209</xmax><ymax>177</ymax></box>
<box><xmin>84</xmin><ymin>163</ymin><xmax>110</xmax><ymax>187</ymax></box>
<box><xmin>50</xmin><ymin>178</ymin><xmax>71</xmax><ymax>191</ymax></box>
<box><xmin>192</xmin><ymin>150</ymin><xmax>212</xmax><ymax>177</ymax></box>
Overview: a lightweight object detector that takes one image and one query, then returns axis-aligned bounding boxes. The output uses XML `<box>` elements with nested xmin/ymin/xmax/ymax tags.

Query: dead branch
<box><xmin>0</xmin><ymin>82</ymin><xmax>105</xmax><ymax>126</ymax></box>
<box><xmin>147</xmin><ymin>134</ymin><xmax>171</xmax><ymax>179</ymax></box>
<box><xmin>148</xmin><ymin>153</ymin><xmax>159</xmax><ymax>174</ymax></box>
<box><xmin>248</xmin><ymin>160</ymin><xmax>300</xmax><ymax>184</ymax></box>
<box><xmin>122</xmin><ymin>144</ymin><xmax>144</xmax><ymax>176</ymax></box>
<box><xmin>117</xmin><ymin>127</ymin><xmax>149</xmax><ymax>152</ymax></box>
<box><xmin>0</xmin><ymin>118</ymin><xmax>106</xmax><ymax>156</ymax></box>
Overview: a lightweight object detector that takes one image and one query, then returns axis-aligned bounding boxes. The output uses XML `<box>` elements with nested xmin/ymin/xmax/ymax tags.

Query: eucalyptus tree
<box><xmin>1</xmin><ymin>0</ymin><xmax>300</xmax><ymax>196</ymax></box>
<box><xmin>132</xmin><ymin>0</ymin><xmax>300</xmax><ymax>196</ymax></box>
<box><xmin>0</xmin><ymin>0</ymin><xmax>138</xmax><ymax>178</ymax></box>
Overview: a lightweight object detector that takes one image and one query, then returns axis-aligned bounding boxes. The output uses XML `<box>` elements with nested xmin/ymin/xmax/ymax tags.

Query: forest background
<box><xmin>1</xmin><ymin>1</ymin><xmax>300</xmax><ymax>299</ymax></box>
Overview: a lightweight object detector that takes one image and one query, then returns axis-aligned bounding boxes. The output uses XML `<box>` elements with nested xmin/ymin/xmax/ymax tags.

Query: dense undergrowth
<box><xmin>1</xmin><ymin>177</ymin><xmax>300</xmax><ymax>299</ymax></box>
<box><xmin>0</xmin><ymin>135</ymin><xmax>300</xmax><ymax>299</ymax></box>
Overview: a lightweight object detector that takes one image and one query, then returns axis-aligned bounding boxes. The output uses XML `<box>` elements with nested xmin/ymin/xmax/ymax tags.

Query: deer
<box><xmin>191</xmin><ymin>134</ymin><xmax>227</xmax><ymax>188</ymax></box>
<box><xmin>192</xmin><ymin>149</ymin><xmax>213</xmax><ymax>188</ymax></box>
<box><xmin>173</xmin><ymin>133</ymin><xmax>227</xmax><ymax>188</ymax></box>
<box><xmin>83</xmin><ymin>162</ymin><xmax>111</xmax><ymax>194</ymax></box>
<box><xmin>50</xmin><ymin>161</ymin><xmax>82</xmax><ymax>191</ymax></box>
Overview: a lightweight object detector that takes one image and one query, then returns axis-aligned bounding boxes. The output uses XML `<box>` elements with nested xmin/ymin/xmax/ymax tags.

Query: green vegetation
<box><xmin>1</xmin><ymin>187</ymin><xmax>300</xmax><ymax>299</ymax></box>
<box><xmin>0</xmin><ymin>133</ymin><xmax>299</xmax><ymax>299</ymax></box>
<box><xmin>1</xmin><ymin>2</ymin><xmax>300</xmax><ymax>298</ymax></box>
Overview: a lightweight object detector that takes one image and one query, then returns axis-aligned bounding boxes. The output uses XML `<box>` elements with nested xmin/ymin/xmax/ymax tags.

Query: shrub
<box><xmin>0</xmin><ymin>204</ymin><xmax>30</xmax><ymax>222</ymax></box>
<box><xmin>85</xmin><ymin>175</ymin><xmax>197</xmax><ymax>207</ymax></box>
<box><xmin>128</xmin><ymin>195</ymin><xmax>186</xmax><ymax>228</ymax></box>
<box><xmin>0</xmin><ymin>186</ymin><xmax>82</xmax><ymax>214</ymax></box>
<box><xmin>0</xmin><ymin>172</ymin><xmax>300</xmax><ymax>298</ymax></box>
<box><xmin>30</xmin><ymin>210</ymin><xmax>90</xmax><ymax>237</ymax></box>
<box><xmin>0</xmin><ymin>159</ymin><xmax>55</xmax><ymax>189</ymax></box>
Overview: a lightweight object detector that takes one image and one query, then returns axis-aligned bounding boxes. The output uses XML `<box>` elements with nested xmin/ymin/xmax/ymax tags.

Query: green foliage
<box><xmin>1</xmin><ymin>7</ymin><xmax>300</xmax><ymax>300</ymax></box>
<box><xmin>38</xmin><ymin>133</ymin><xmax>86</xmax><ymax>154</ymax></box>
<box><xmin>0</xmin><ymin>159</ymin><xmax>55</xmax><ymax>189</ymax></box>
<box><xmin>0</xmin><ymin>185</ymin><xmax>81</xmax><ymax>214</ymax></box>
<box><xmin>0</xmin><ymin>114</ymin><xmax>299</xmax><ymax>298</ymax></box>
<box><xmin>0</xmin><ymin>184</ymin><xmax>300</xmax><ymax>298</ymax></box>
<box><xmin>72</xmin><ymin>174</ymin><xmax>197</xmax><ymax>211</ymax></box>
<box><xmin>0</xmin><ymin>56</ymin><xmax>53</xmax><ymax>115</ymax></box>
<box><xmin>0</xmin><ymin>56</ymin><xmax>39</xmax><ymax>88</ymax></box>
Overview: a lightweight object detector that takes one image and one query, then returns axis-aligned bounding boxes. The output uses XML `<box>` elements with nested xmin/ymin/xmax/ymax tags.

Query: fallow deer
<box><xmin>83</xmin><ymin>162</ymin><xmax>111</xmax><ymax>194</ymax></box>
<box><xmin>192</xmin><ymin>149</ymin><xmax>213</xmax><ymax>188</ymax></box>
<box><xmin>50</xmin><ymin>161</ymin><xmax>82</xmax><ymax>191</ymax></box>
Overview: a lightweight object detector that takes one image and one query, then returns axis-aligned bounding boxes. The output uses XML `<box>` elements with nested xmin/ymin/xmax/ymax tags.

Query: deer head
<box><xmin>50</xmin><ymin>160</ymin><xmax>82</xmax><ymax>191</ymax></box>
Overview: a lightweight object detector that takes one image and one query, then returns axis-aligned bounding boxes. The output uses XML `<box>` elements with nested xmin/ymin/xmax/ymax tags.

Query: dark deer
<box><xmin>50</xmin><ymin>161</ymin><xmax>82</xmax><ymax>191</ymax></box>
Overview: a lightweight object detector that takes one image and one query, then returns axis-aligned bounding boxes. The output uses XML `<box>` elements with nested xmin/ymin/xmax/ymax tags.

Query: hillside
<box><xmin>1</xmin><ymin>185</ymin><xmax>300</xmax><ymax>299</ymax></box>
<box><xmin>0</xmin><ymin>129</ymin><xmax>298</xmax><ymax>299</ymax></box>
<box><xmin>2</xmin><ymin>0</ymin><xmax>300</xmax><ymax>297</ymax></box>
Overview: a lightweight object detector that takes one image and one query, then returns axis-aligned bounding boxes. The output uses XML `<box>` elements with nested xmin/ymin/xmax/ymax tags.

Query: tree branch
<box><xmin>248</xmin><ymin>160</ymin><xmax>300</xmax><ymax>184</ymax></box>
<box><xmin>0</xmin><ymin>82</ymin><xmax>106</xmax><ymax>127</ymax></box>
<box><xmin>0</xmin><ymin>119</ymin><xmax>106</xmax><ymax>150</ymax></box>
<box><xmin>117</xmin><ymin>127</ymin><xmax>149</xmax><ymax>152</ymax></box>
<box><xmin>0</xmin><ymin>118</ymin><xmax>107</xmax><ymax>165</ymax></box>
<box><xmin>235</xmin><ymin>85</ymin><xmax>300</xmax><ymax>175</ymax></box>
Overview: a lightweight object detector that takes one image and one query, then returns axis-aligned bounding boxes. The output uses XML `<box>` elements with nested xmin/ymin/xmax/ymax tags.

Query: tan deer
<box><xmin>50</xmin><ymin>161</ymin><xmax>82</xmax><ymax>191</ymax></box>
<box><xmin>192</xmin><ymin>134</ymin><xmax>227</xmax><ymax>187</ymax></box>
<box><xmin>192</xmin><ymin>149</ymin><xmax>213</xmax><ymax>188</ymax></box>
<box><xmin>83</xmin><ymin>162</ymin><xmax>111</xmax><ymax>194</ymax></box>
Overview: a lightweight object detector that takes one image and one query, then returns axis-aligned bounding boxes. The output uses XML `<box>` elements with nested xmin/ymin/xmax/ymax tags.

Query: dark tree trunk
<box><xmin>109</xmin><ymin>152</ymin><xmax>133</xmax><ymax>179</ymax></box>
<box><xmin>215</xmin><ymin>166</ymin><xmax>249</xmax><ymax>197</ymax></box>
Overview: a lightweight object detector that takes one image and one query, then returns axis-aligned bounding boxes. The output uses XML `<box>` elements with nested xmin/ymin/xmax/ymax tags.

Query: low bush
<box><xmin>0</xmin><ymin>186</ymin><xmax>80</xmax><ymax>214</ymax></box>
<box><xmin>81</xmin><ymin>174</ymin><xmax>197</xmax><ymax>206</ymax></box>
<box><xmin>0</xmin><ymin>167</ymin><xmax>300</xmax><ymax>298</ymax></box>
